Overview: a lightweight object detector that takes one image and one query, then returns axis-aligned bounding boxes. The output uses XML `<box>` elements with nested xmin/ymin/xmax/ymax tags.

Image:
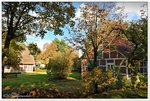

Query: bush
<box><xmin>82</xmin><ymin>68</ymin><xmax>116</xmax><ymax>94</ymax></box>
<box><xmin>137</xmin><ymin>73</ymin><xmax>147</xmax><ymax>83</ymax></box>
<box><xmin>121</xmin><ymin>73</ymin><xmax>147</xmax><ymax>89</ymax></box>
<box><xmin>122</xmin><ymin>75</ymin><xmax>132</xmax><ymax>88</ymax></box>
<box><xmin>46</xmin><ymin>50</ymin><xmax>75</xmax><ymax>79</ymax></box>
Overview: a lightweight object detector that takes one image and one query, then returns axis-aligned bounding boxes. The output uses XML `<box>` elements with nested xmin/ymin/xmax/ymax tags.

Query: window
<box><xmin>24</xmin><ymin>65</ymin><xmax>28</xmax><ymax>70</ymax></box>
<box><xmin>24</xmin><ymin>65</ymin><xmax>27</xmax><ymax>68</ymax></box>
<box><xmin>110</xmin><ymin>51</ymin><xmax>117</xmax><ymax>58</ymax></box>
<box><xmin>143</xmin><ymin>68</ymin><xmax>147</xmax><ymax>73</ymax></box>
<box><xmin>103</xmin><ymin>51</ymin><xmax>109</xmax><ymax>58</ymax></box>
<box><xmin>143</xmin><ymin>61</ymin><xmax>147</xmax><ymax>66</ymax></box>
<box><xmin>100</xmin><ymin>60</ymin><xmax>106</xmax><ymax>65</ymax></box>
<box><xmin>106</xmin><ymin>63</ymin><xmax>114</xmax><ymax>70</ymax></box>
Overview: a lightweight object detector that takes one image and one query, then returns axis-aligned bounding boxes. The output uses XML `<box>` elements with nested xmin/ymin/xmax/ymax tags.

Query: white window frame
<box><xmin>106</xmin><ymin>63</ymin><xmax>115</xmax><ymax>71</ymax></box>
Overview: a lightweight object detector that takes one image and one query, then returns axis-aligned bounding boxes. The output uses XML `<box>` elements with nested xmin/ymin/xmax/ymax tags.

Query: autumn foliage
<box><xmin>43</xmin><ymin>39</ymin><xmax>78</xmax><ymax>79</ymax></box>
<box><xmin>46</xmin><ymin>49</ymin><xmax>76</xmax><ymax>79</ymax></box>
<box><xmin>82</xmin><ymin>68</ymin><xmax>116</xmax><ymax>94</ymax></box>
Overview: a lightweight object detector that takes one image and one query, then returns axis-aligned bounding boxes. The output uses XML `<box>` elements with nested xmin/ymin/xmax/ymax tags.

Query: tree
<box><xmin>119</xmin><ymin>5</ymin><xmax>147</xmax><ymax>74</ymax></box>
<box><xmin>53</xmin><ymin>38</ymin><xmax>69</xmax><ymax>52</ymax></box>
<box><xmin>37</xmin><ymin>38</ymin><xmax>75</xmax><ymax>64</ymax></box>
<box><xmin>38</xmin><ymin>38</ymin><xmax>77</xmax><ymax>79</ymax></box>
<box><xmin>2</xmin><ymin>2</ymin><xmax>75</xmax><ymax>77</ymax></box>
<box><xmin>28</xmin><ymin>43</ymin><xmax>41</xmax><ymax>65</ymax></box>
<box><xmin>123</xmin><ymin>19</ymin><xmax>147</xmax><ymax>59</ymax></box>
<box><xmin>68</xmin><ymin>2</ymin><xmax>127</xmax><ymax>93</ymax></box>
<box><xmin>37</xmin><ymin>42</ymin><xmax>58</xmax><ymax>64</ymax></box>
<box><xmin>28</xmin><ymin>43</ymin><xmax>41</xmax><ymax>56</ymax></box>
<box><xmin>120</xmin><ymin>19</ymin><xmax>147</xmax><ymax>74</ymax></box>
<box><xmin>2</xmin><ymin>32</ymin><xmax>24</xmax><ymax>70</ymax></box>
<box><xmin>68</xmin><ymin>3</ymin><xmax>125</xmax><ymax>69</ymax></box>
<box><xmin>46</xmin><ymin>48</ymin><xmax>76</xmax><ymax>79</ymax></box>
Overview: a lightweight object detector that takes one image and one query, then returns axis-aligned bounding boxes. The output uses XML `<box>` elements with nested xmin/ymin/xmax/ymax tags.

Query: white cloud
<box><xmin>75</xmin><ymin>8</ymin><xmax>81</xmax><ymax>19</ymax></box>
<box><xmin>116</xmin><ymin>2</ymin><xmax>147</xmax><ymax>20</ymax></box>
<box><xmin>29</xmin><ymin>11</ymin><xmax>39</xmax><ymax>17</ymax></box>
<box><xmin>25</xmin><ymin>35</ymin><xmax>51</xmax><ymax>51</ymax></box>
<box><xmin>72</xmin><ymin>3</ymin><xmax>85</xmax><ymax>21</ymax></box>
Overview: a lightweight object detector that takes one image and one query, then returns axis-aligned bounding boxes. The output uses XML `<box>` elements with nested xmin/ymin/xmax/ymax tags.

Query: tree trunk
<box><xmin>2</xmin><ymin>32</ymin><xmax>12</xmax><ymax>78</ymax></box>
<box><xmin>94</xmin><ymin>82</ymin><xmax>99</xmax><ymax>93</ymax></box>
<box><xmin>93</xmin><ymin>47</ymin><xmax>98</xmax><ymax>68</ymax></box>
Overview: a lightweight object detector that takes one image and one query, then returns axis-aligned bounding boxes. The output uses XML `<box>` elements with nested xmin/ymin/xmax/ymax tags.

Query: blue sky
<box><xmin>25</xmin><ymin>2</ymin><xmax>147</xmax><ymax>50</ymax></box>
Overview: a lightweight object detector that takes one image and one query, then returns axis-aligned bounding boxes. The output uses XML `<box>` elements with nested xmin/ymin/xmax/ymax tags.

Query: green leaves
<box><xmin>46</xmin><ymin>49</ymin><xmax>75</xmax><ymax>80</ymax></box>
<box><xmin>123</xmin><ymin>18</ymin><xmax>147</xmax><ymax>60</ymax></box>
<box><xmin>28</xmin><ymin>43</ymin><xmax>41</xmax><ymax>56</ymax></box>
<box><xmin>2</xmin><ymin>2</ymin><xmax>75</xmax><ymax>49</ymax></box>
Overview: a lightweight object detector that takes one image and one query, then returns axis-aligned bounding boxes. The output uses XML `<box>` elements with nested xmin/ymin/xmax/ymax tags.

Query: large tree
<box><xmin>117</xmin><ymin>5</ymin><xmax>148</xmax><ymax>74</ymax></box>
<box><xmin>68</xmin><ymin>3</ymin><xmax>125</xmax><ymax>69</ymax></box>
<box><xmin>120</xmin><ymin>18</ymin><xmax>147</xmax><ymax>73</ymax></box>
<box><xmin>2</xmin><ymin>32</ymin><xmax>24</xmax><ymax>71</ymax></box>
<box><xmin>37</xmin><ymin>38</ymin><xmax>71</xmax><ymax>64</ymax></box>
<box><xmin>37</xmin><ymin>42</ymin><xmax>58</xmax><ymax>64</ymax></box>
<box><xmin>68</xmin><ymin>3</ymin><xmax>127</xmax><ymax>93</ymax></box>
<box><xmin>2</xmin><ymin>2</ymin><xmax>75</xmax><ymax>77</ymax></box>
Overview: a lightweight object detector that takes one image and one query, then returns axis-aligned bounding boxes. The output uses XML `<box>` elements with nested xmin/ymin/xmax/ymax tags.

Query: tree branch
<box><xmin>97</xmin><ymin>28</ymin><xmax>114</xmax><ymax>46</ymax></box>
<box><xmin>14</xmin><ymin>4</ymin><xmax>27</xmax><ymax>31</ymax></box>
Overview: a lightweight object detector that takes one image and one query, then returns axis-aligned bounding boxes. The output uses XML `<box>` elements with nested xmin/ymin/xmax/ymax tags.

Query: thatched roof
<box><xmin>20</xmin><ymin>46</ymin><xmax>35</xmax><ymax>65</ymax></box>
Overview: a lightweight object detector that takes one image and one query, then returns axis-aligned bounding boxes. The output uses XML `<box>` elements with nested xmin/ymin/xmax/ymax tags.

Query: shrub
<box><xmin>121</xmin><ymin>73</ymin><xmax>147</xmax><ymax>89</ymax></box>
<box><xmin>82</xmin><ymin>68</ymin><xmax>116</xmax><ymax>94</ymax></box>
<box><xmin>122</xmin><ymin>75</ymin><xmax>132</xmax><ymax>88</ymax></box>
<box><xmin>46</xmin><ymin>50</ymin><xmax>75</xmax><ymax>79</ymax></box>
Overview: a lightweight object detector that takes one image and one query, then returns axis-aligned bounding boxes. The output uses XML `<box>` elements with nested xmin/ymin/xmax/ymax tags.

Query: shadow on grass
<box><xmin>2</xmin><ymin>73</ymin><xmax>83</xmax><ymax>98</ymax></box>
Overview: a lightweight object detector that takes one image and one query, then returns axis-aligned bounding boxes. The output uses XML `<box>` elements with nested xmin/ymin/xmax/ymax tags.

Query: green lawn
<box><xmin>2</xmin><ymin>72</ymin><xmax>147</xmax><ymax>98</ymax></box>
<box><xmin>2</xmin><ymin>72</ymin><xmax>82</xmax><ymax>97</ymax></box>
<box><xmin>69</xmin><ymin>72</ymin><xmax>82</xmax><ymax>80</ymax></box>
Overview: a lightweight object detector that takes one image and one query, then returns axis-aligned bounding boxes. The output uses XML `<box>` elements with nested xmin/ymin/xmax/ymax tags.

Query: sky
<box><xmin>25</xmin><ymin>2</ymin><xmax>147</xmax><ymax>51</ymax></box>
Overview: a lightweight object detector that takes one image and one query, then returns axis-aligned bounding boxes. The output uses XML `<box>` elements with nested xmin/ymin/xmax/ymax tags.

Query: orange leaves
<box><xmin>90</xmin><ymin>31</ymin><xmax>95</xmax><ymax>35</ymax></box>
<box><xmin>28</xmin><ymin>88</ymin><xmax>79</xmax><ymax>98</ymax></box>
<box><xmin>82</xmin><ymin>67</ymin><xmax>117</xmax><ymax>94</ymax></box>
<box><xmin>37</xmin><ymin>42</ymin><xmax>58</xmax><ymax>64</ymax></box>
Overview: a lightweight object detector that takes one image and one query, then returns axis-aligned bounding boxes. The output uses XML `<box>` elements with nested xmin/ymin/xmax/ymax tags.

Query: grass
<box><xmin>2</xmin><ymin>71</ymin><xmax>147</xmax><ymax>98</ymax></box>
<box><xmin>69</xmin><ymin>72</ymin><xmax>81</xmax><ymax>80</ymax></box>
<box><xmin>2</xmin><ymin>73</ymin><xmax>49</xmax><ymax>87</ymax></box>
<box><xmin>33</xmin><ymin>69</ymin><xmax>47</xmax><ymax>74</ymax></box>
<box><xmin>2</xmin><ymin>72</ymin><xmax>82</xmax><ymax>96</ymax></box>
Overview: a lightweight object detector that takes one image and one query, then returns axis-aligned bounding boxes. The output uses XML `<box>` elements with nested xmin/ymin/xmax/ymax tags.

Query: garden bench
<box><xmin>4</xmin><ymin>72</ymin><xmax>21</xmax><ymax>78</ymax></box>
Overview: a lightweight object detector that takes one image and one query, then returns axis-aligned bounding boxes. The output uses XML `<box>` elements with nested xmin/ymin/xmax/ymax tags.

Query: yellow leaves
<box><xmin>66</xmin><ymin>77</ymin><xmax>76</xmax><ymax>80</ymax></box>
<box><xmin>92</xmin><ymin>68</ymin><xmax>102</xmax><ymax>76</ymax></box>
<box><xmin>37</xmin><ymin>42</ymin><xmax>57</xmax><ymax>64</ymax></box>
<box><xmin>107</xmin><ymin>68</ymin><xmax>114</xmax><ymax>78</ymax></box>
<box><xmin>30</xmin><ymin>90</ymin><xmax>37</xmax><ymax>97</ymax></box>
<box><xmin>107</xmin><ymin>78</ymin><xmax>116</xmax><ymax>85</ymax></box>
<box><xmin>20</xmin><ymin>84</ymin><xmax>24</xmax><ymax>87</ymax></box>
<box><xmin>82</xmin><ymin>72</ymin><xmax>88</xmax><ymax>78</ymax></box>
<box><xmin>44</xmin><ymin>83</ymin><xmax>49</xmax><ymax>86</ymax></box>
<box><xmin>31</xmin><ymin>84</ymin><xmax>35</xmax><ymax>88</ymax></box>
<box><xmin>29</xmin><ymin>88</ymin><xmax>40</xmax><ymax>97</ymax></box>
<box><xmin>4</xmin><ymin>86</ymin><xmax>11</xmax><ymax>90</ymax></box>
